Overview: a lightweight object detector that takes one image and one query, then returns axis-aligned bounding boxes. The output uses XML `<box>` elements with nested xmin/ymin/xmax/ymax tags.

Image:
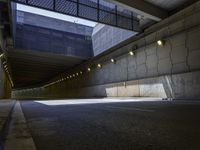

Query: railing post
<box><xmin>77</xmin><ymin>0</ymin><xmax>79</xmax><ymax>17</ymax></box>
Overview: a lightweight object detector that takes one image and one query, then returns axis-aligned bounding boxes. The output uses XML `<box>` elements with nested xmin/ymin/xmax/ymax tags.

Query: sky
<box><xmin>16</xmin><ymin>3</ymin><xmax>98</xmax><ymax>27</ymax></box>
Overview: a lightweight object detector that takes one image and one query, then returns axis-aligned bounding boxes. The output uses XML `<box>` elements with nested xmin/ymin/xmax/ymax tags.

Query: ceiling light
<box><xmin>97</xmin><ymin>64</ymin><xmax>102</xmax><ymax>68</ymax></box>
<box><xmin>80</xmin><ymin>71</ymin><xmax>83</xmax><ymax>74</ymax></box>
<box><xmin>129</xmin><ymin>51</ymin><xmax>135</xmax><ymax>56</ymax></box>
<box><xmin>87</xmin><ymin>67</ymin><xmax>91</xmax><ymax>72</ymax></box>
<box><xmin>157</xmin><ymin>40</ymin><xmax>165</xmax><ymax>46</ymax></box>
<box><xmin>76</xmin><ymin>73</ymin><xmax>79</xmax><ymax>76</ymax></box>
<box><xmin>111</xmin><ymin>58</ymin><xmax>116</xmax><ymax>63</ymax></box>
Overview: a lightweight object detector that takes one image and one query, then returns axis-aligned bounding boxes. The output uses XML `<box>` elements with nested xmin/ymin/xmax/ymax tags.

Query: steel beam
<box><xmin>107</xmin><ymin>0</ymin><xmax>168</xmax><ymax>21</ymax></box>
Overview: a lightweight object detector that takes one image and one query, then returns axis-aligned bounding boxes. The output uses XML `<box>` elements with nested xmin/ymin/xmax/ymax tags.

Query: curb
<box><xmin>0</xmin><ymin>101</ymin><xmax>16</xmax><ymax>150</ymax></box>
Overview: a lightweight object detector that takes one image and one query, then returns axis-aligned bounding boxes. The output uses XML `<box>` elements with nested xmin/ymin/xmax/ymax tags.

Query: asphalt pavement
<box><xmin>19</xmin><ymin>99</ymin><xmax>200</xmax><ymax>150</ymax></box>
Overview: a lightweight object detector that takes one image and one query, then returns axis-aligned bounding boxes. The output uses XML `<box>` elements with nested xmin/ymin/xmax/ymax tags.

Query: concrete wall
<box><xmin>12</xmin><ymin>1</ymin><xmax>200</xmax><ymax>100</ymax></box>
<box><xmin>12</xmin><ymin>71</ymin><xmax>200</xmax><ymax>100</ymax></box>
<box><xmin>16</xmin><ymin>11</ymin><xmax>93</xmax><ymax>36</ymax></box>
<box><xmin>92</xmin><ymin>24</ymin><xmax>136</xmax><ymax>56</ymax></box>
<box><xmin>15</xmin><ymin>24</ymin><xmax>93</xmax><ymax>58</ymax></box>
<box><xmin>13</xmin><ymin>10</ymin><xmax>93</xmax><ymax>58</ymax></box>
<box><xmin>0</xmin><ymin>29</ymin><xmax>12</xmax><ymax>99</ymax></box>
<box><xmin>0</xmin><ymin>30</ymin><xmax>4</xmax><ymax>51</ymax></box>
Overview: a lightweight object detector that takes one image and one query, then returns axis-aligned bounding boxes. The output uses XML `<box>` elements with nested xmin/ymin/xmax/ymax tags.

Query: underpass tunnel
<box><xmin>0</xmin><ymin>0</ymin><xmax>200</xmax><ymax>149</ymax></box>
<box><xmin>0</xmin><ymin>0</ymin><xmax>199</xmax><ymax>100</ymax></box>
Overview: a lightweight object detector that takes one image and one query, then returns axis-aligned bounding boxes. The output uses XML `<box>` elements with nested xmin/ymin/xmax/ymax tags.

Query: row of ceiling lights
<box><xmin>43</xmin><ymin>57</ymin><xmax>126</xmax><ymax>88</ymax></box>
<box><xmin>0</xmin><ymin>53</ymin><xmax>14</xmax><ymax>87</ymax></box>
<box><xmin>43</xmin><ymin>39</ymin><xmax>165</xmax><ymax>88</ymax></box>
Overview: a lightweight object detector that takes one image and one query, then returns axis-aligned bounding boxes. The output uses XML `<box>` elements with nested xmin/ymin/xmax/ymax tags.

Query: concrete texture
<box><xmin>16</xmin><ymin>11</ymin><xmax>93</xmax><ymax>36</ymax></box>
<box><xmin>12</xmin><ymin>1</ymin><xmax>200</xmax><ymax>100</ymax></box>
<box><xmin>92</xmin><ymin>24</ymin><xmax>136</xmax><ymax>56</ymax></box>
<box><xmin>12</xmin><ymin>71</ymin><xmax>200</xmax><ymax>100</ymax></box>
<box><xmin>19</xmin><ymin>99</ymin><xmax>200</xmax><ymax>150</ymax></box>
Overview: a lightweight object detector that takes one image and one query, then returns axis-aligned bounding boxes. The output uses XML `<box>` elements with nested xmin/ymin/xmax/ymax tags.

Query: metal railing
<box><xmin>12</xmin><ymin>0</ymin><xmax>140</xmax><ymax>31</ymax></box>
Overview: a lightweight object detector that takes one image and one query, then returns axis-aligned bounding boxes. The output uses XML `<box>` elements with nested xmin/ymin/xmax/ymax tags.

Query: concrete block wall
<box><xmin>16</xmin><ymin>11</ymin><xmax>93</xmax><ymax>36</ymax></box>
<box><xmin>92</xmin><ymin>24</ymin><xmax>136</xmax><ymax>56</ymax></box>
<box><xmin>12</xmin><ymin>71</ymin><xmax>200</xmax><ymax>100</ymax></box>
<box><xmin>12</xmin><ymin>1</ymin><xmax>200</xmax><ymax>100</ymax></box>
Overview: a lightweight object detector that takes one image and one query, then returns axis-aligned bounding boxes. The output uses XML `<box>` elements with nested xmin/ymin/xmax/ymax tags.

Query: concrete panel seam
<box><xmin>184</xmin><ymin>17</ymin><xmax>191</xmax><ymax>72</ymax></box>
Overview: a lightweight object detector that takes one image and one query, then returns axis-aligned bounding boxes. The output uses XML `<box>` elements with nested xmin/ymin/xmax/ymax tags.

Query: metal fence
<box><xmin>12</xmin><ymin>0</ymin><xmax>140</xmax><ymax>31</ymax></box>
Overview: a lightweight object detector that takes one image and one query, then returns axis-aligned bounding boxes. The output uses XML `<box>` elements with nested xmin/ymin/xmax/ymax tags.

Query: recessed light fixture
<box><xmin>0</xmin><ymin>53</ymin><xmax>4</xmax><ymax>58</ymax></box>
<box><xmin>111</xmin><ymin>58</ymin><xmax>116</xmax><ymax>63</ymax></box>
<box><xmin>87</xmin><ymin>67</ymin><xmax>91</xmax><ymax>72</ymax></box>
<box><xmin>97</xmin><ymin>63</ymin><xmax>102</xmax><ymax>68</ymax></box>
<box><xmin>129</xmin><ymin>51</ymin><xmax>135</xmax><ymax>56</ymax></box>
<box><xmin>157</xmin><ymin>40</ymin><xmax>165</xmax><ymax>46</ymax></box>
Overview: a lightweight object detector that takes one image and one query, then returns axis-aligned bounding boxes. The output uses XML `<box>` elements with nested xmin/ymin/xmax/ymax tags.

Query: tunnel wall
<box><xmin>12</xmin><ymin>1</ymin><xmax>200</xmax><ymax>100</ymax></box>
<box><xmin>0</xmin><ymin>62</ymin><xmax>12</xmax><ymax>99</ymax></box>
<box><xmin>0</xmin><ymin>34</ymin><xmax>12</xmax><ymax>99</ymax></box>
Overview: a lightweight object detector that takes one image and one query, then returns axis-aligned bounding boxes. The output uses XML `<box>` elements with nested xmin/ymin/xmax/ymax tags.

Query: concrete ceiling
<box><xmin>110</xmin><ymin>0</ymin><xmax>197</xmax><ymax>21</ymax></box>
<box><xmin>7</xmin><ymin>49</ymin><xmax>84</xmax><ymax>89</ymax></box>
<box><xmin>144</xmin><ymin>0</ymin><xmax>190</xmax><ymax>11</ymax></box>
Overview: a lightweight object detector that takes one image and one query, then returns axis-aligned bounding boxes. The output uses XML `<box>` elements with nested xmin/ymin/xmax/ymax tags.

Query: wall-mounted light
<box><xmin>0</xmin><ymin>53</ymin><xmax>4</xmax><ymax>58</ymax></box>
<box><xmin>111</xmin><ymin>58</ymin><xmax>116</xmax><ymax>63</ymax></box>
<box><xmin>129</xmin><ymin>50</ymin><xmax>135</xmax><ymax>56</ymax></box>
<box><xmin>97</xmin><ymin>63</ymin><xmax>102</xmax><ymax>69</ymax></box>
<box><xmin>157</xmin><ymin>39</ymin><xmax>165</xmax><ymax>46</ymax></box>
<box><xmin>87</xmin><ymin>67</ymin><xmax>91</xmax><ymax>72</ymax></box>
<box><xmin>4</xmin><ymin>65</ymin><xmax>8</xmax><ymax>69</ymax></box>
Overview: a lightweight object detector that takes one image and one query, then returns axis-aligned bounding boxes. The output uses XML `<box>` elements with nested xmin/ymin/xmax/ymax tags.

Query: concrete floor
<box><xmin>6</xmin><ymin>98</ymin><xmax>200</xmax><ymax>150</ymax></box>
